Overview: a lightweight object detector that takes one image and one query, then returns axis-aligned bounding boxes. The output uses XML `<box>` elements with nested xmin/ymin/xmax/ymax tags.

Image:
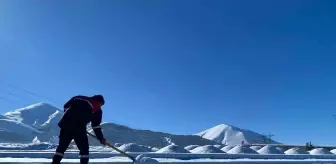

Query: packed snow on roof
<box><xmin>156</xmin><ymin>145</ymin><xmax>190</xmax><ymax>153</ymax></box>
<box><xmin>190</xmin><ymin>145</ymin><xmax>224</xmax><ymax>153</ymax></box>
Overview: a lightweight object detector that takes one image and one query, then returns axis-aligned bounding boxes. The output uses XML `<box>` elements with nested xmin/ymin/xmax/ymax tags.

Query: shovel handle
<box><xmin>86</xmin><ymin>132</ymin><xmax>136</xmax><ymax>162</ymax></box>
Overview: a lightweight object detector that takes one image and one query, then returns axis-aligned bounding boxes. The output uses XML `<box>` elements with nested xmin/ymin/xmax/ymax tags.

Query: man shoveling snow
<box><xmin>51</xmin><ymin>95</ymin><xmax>107</xmax><ymax>164</ymax></box>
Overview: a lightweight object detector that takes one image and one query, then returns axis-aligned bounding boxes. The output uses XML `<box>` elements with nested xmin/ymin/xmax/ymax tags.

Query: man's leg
<box><xmin>74</xmin><ymin>131</ymin><xmax>90</xmax><ymax>164</ymax></box>
<box><xmin>51</xmin><ymin>129</ymin><xmax>73</xmax><ymax>164</ymax></box>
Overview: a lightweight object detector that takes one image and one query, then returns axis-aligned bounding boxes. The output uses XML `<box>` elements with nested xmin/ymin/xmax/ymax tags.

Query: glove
<box><xmin>100</xmin><ymin>139</ymin><xmax>107</xmax><ymax>145</ymax></box>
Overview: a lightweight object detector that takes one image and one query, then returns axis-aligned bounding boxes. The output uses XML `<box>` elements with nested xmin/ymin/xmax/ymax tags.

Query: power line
<box><xmin>7</xmin><ymin>83</ymin><xmax>58</xmax><ymax>104</ymax></box>
<box><xmin>0</xmin><ymin>82</ymin><xmax>61</xmax><ymax>108</ymax></box>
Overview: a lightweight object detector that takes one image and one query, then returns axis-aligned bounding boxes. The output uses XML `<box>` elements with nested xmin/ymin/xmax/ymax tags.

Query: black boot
<box><xmin>51</xmin><ymin>154</ymin><xmax>63</xmax><ymax>164</ymax></box>
<box><xmin>80</xmin><ymin>157</ymin><xmax>89</xmax><ymax>164</ymax></box>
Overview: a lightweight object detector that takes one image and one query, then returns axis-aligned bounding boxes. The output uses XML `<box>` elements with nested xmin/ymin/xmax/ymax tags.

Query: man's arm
<box><xmin>91</xmin><ymin>110</ymin><xmax>105</xmax><ymax>141</ymax></box>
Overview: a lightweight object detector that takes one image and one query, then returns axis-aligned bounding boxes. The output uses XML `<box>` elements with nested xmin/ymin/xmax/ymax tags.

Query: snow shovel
<box><xmin>86</xmin><ymin>132</ymin><xmax>137</xmax><ymax>164</ymax></box>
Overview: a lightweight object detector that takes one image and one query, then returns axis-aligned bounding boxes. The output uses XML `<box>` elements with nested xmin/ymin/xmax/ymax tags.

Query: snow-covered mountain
<box><xmin>0</xmin><ymin>103</ymin><xmax>280</xmax><ymax>147</ymax></box>
<box><xmin>4</xmin><ymin>103</ymin><xmax>63</xmax><ymax>141</ymax></box>
<box><xmin>4</xmin><ymin>103</ymin><xmax>62</xmax><ymax>130</ymax></box>
<box><xmin>87</xmin><ymin>122</ymin><xmax>217</xmax><ymax>147</ymax></box>
<box><xmin>0</xmin><ymin>119</ymin><xmax>42</xmax><ymax>142</ymax></box>
<box><xmin>0</xmin><ymin>103</ymin><xmax>217</xmax><ymax>147</ymax></box>
<box><xmin>196</xmin><ymin>124</ymin><xmax>280</xmax><ymax>146</ymax></box>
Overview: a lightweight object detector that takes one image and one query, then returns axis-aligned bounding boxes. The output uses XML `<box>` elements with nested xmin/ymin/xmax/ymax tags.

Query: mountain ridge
<box><xmin>0</xmin><ymin>103</ymin><xmax>280</xmax><ymax>147</ymax></box>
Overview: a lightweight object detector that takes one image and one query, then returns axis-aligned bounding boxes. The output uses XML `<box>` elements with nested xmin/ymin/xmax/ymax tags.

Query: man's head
<box><xmin>92</xmin><ymin>95</ymin><xmax>105</xmax><ymax>106</ymax></box>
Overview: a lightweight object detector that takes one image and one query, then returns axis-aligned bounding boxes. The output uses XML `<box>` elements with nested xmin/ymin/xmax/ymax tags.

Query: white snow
<box><xmin>284</xmin><ymin>147</ymin><xmax>309</xmax><ymax>155</ymax></box>
<box><xmin>221</xmin><ymin>145</ymin><xmax>234</xmax><ymax>152</ymax></box>
<box><xmin>190</xmin><ymin>145</ymin><xmax>224</xmax><ymax>153</ymax></box>
<box><xmin>185</xmin><ymin>145</ymin><xmax>199</xmax><ymax>151</ymax></box>
<box><xmin>330</xmin><ymin>149</ymin><xmax>336</xmax><ymax>155</ymax></box>
<box><xmin>118</xmin><ymin>143</ymin><xmax>151</xmax><ymax>152</ymax></box>
<box><xmin>156</xmin><ymin>145</ymin><xmax>190</xmax><ymax>153</ymax></box>
<box><xmin>31</xmin><ymin>137</ymin><xmax>41</xmax><ymax>145</ymax></box>
<box><xmin>0</xmin><ymin>157</ymin><xmax>336</xmax><ymax>164</ymax></box>
<box><xmin>213</xmin><ymin>145</ymin><xmax>224</xmax><ymax>149</ymax></box>
<box><xmin>0</xmin><ymin>103</ymin><xmax>63</xmax><ymax>142</ymax></box>
<box><xmin>114</xmin><ymin>143</ymin><xmax>123</xmax><ymax>147</ymax></box>
<box><xmin>196</xmin><ymin>124</ymin><xmax>279</xmax><ymax>145</ymax></box>
<box><xmin>249</xmin><ymin>146</ymin><xmax>262</xmax><ymax>151</ymax></box>
<box><xmin>151</xmin><ymin>147</ymin><xmax>160</xmax><ymax>151</ymax></box>
<box><xmin>4</xmin><ymin>103</ymin><xmax>62</xmax><ymax>129</ymax></box>
<box><xmin>309</xmin><ymin>148</ymin><xmax>334</xmax><ymax>155</ymax></box>
<box><xmin>136</xmin><ymin>154</ymin><xmax>159</xmax><ymax>164</ymax></box>
<box><xmin>0</xmin><ymin>119</ymin><xmax>42</xmax><ymax>142</ymax></box>
<box><xmin>227</xmin><ymin>145</ymin><xmax>258</xmax><ymax>154</ymax></box>
<box><xmin>257</xmin><ymin>145</ymin><xmax>285</xmax><ymax>154</ymax></box>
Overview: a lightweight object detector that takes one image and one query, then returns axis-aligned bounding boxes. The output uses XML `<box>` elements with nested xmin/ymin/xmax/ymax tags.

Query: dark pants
<box><xmin>51</xmin><ymin>128</ymin><xmax>89</xmax><ymax>164</ymax></box>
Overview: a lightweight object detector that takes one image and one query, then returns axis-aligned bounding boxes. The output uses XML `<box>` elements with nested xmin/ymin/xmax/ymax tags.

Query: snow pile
<box><xmin>213</xmin><ymin>144</ymin><xmax>224</xmax><ymax>149</ymax></box>
<box><xmin>0</xmin><ymin>142</ymin><xmax>57</xmax><ymax>150</ymax></box>
<box><xmin>284</xmin><ymin>147</ymin><xmax>309</xmax><ymax>155</ymax></box>
<box><xmin>32</xmin><ymin>137</ymin><xmax>41</xmax><ymax>145</ymax></box>
<box><xmin>191</xmin><ymin>145</ymin><xmax>224</xmax><ymax>153</ymax></box>
<box><xmin>118</xmin><ymin>143</ymin><xmax>151</xmax><ymax>152</ymax></box>
<box><xmin>257</xmin><ymin>145</ymin><xmax>284</xmax><ymax>154</ymax></box>
<box><xmin>156</xmin><ymin>145</ymin><xmax>190</xmax><ymax>153</ymax></box>
<box><xmin>309</xmin><ymin>148</ymin><xmax>334</xmax><ymax>155</ymax></box>
<box><xmin>250</xmin><ymin>146</ymin><xmax>262</xmax><ymax>151</ymax></box>
<box><xmin>196</xmin><ymin>124</ymin><xmax>280</xmax><ymax>145</ymax></box>
<box><xmin>185</xmin><ymin>145</ymin><xmax>199</xmax><ymax>150</ymax></box>
<box><xmin>151</xmin><ymin>147</ymin><xmax>159</xmax><ymax>151</ymax></box>
<box><xmin>136</xmin><ymin>155</ymin><xmax>159</xmax><ymax>164</ymax></box>
<box><xmin>227</xmin><ymin>145</ymin><xmax>258</xmax><ymax>154</ymax></box>
<box><xmin>330</xmin><ymin>149</ymin><xmax>336</xmax><ymax>154</ymax></box>
<box><xmin>221</xmin><ymin>145</ymin><xmax>234</xmax><ymax>152</ymax></box>
<box><xmin>114</xmin><ymin>143</ymin><xmax>123</xmax><ymax>147</ymax></box>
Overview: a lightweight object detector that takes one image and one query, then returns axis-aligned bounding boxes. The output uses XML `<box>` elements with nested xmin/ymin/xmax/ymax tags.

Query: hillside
<box><xmin>87</xmin><ymin>122</ymin><xmax>217</xmax><ymax>147</ymax></box>
<box><xmin>196</xmin><ymin>124</ymin><xmax>280</xmax><ymax>145</ymax></box>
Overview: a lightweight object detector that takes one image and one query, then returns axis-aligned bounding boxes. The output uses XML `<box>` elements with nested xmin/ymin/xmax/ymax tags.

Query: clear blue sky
<box><xmin>1</xmin><ymin>0</ymin><xmax>336</xmax><ymax>146</ymax></box>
